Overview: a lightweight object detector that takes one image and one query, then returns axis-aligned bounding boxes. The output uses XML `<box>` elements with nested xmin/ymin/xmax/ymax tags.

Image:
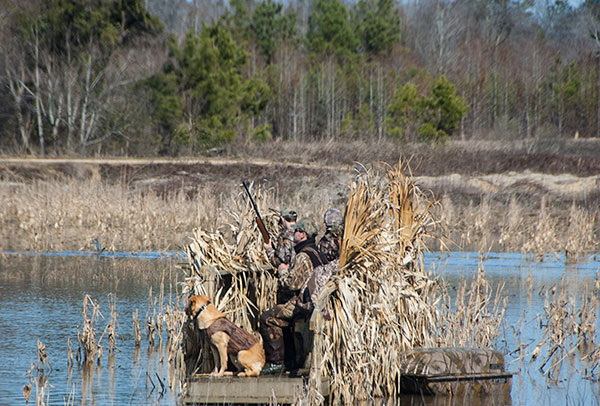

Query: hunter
<box><xmin>259</xmin><ymin>219</ymin><xmax>327</xmax><ymax>373</ymax></box>
<box><xmin>317</xmin><ymin>208</ymin><xmax>343</xmax><ymax>263</ymax></box>
<box><xmin>265</xmin><ymin>208</ymin><xmax>297</xmax><ymax>268</ymax></box>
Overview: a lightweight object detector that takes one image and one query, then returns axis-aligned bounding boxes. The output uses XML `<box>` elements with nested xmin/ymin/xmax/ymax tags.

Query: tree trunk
<box><xmin>33</xmin><ymin>28</ymin><xmax>45</xmax><ymax>156</ymax></box>
<box><xmin>6</xmin><ymin>63</ymin><xmax>31</xmax><ymax>153</ymax></box>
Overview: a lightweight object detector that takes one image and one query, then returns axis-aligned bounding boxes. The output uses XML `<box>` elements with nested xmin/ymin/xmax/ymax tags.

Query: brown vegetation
<box><xmin>1</xmin><ymin>139</ymin><xmax>598</xmax><ymax>257</ymax></box>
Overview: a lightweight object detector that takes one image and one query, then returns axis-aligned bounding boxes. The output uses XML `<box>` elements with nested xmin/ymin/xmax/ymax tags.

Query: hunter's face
<box><xmin>294</xmin><ymin>230</ymin><xmax>306</xmax><ymax>243</ymax></box>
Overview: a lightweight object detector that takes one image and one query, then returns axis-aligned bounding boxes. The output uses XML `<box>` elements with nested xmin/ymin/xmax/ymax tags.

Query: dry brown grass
<box><xmin>77</xmin><ymin>295</ymin><xmax>103</xmax><ymax>365</ymax></box>
<box><xmin>516</xmin><ymin>279</ymin><xmax>600</xmax><ymax>382</ymax></box>
<box><xmin>1</xmin><ymin>158</ymin><xmax>598</xmax><ymax>260</ymax></box>
<box><xmin>437</xmin><ymin>265</ymin><xmax>506</xmax><ymax>348</ymax></box>
<box><xmin>0</xmin><ymin>174</ymin><xmax>343</xmax><ymax>253</ymax></box>
<box><xmin>434</xmin><ymin>194</ymin><xmax>599</xmax><ymax>260</ymax></box>
<box><xmin>0</xmin><ymin>178</ymin><xmax>208</xmax><ymax>252</ymax></box>
<box><xmin>24</xmin><ymin>346</ymin><xmax>51</xmax><ymax>406</ymax></box>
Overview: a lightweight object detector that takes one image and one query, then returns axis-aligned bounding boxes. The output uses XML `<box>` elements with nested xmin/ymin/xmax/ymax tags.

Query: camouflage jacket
<box><xmin>318</xmin><ymin>231</ymin><xmax>340</xmax><ymax>263</ymax></box>
<box><xmin>295</xmin><ymin>259</ymin><xmax>340</xmax><ymax>316</ymax></box>
<box><xmin>277</xmin><ymin>237</ymin><xmax>325</xmax><ymax>303</ymax></box>
<box><xmin>265</xmin><ymin>225</ymin><xmax>295</xmax><ymax>269</ymax></box>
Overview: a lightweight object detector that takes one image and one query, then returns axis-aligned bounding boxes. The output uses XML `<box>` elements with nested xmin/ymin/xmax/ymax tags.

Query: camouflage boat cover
<box><xmin>398</xmin><ymin>347</ymin><xmax>513</xmax><ymax>404</ymax></box>
<box><xmin>399</xmin><ymin>347</ymin><xmax>506</xmax><ymax>376</ymax></box>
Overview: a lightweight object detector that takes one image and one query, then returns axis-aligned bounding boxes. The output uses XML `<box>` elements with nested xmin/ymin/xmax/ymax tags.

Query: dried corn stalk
<box><xmin>309</xmin><ymin>161</ymin><xmax>443</xmax><ymax>403</ymax></box>
<box><xmin>181</xmin><ymin>183</ymin><xmax>279</xmax><ymax>374</ymax></box>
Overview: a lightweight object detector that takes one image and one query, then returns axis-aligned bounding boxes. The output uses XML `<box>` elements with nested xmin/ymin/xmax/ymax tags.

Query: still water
<box><xmin>1</xmin><ymin>252</ymin><xmax>599</xmax><ymax>405</ymax></box>
<box><xmin>0</xmin><ymin>253</ymin><xmax>182</xmax><ymax>406</ymax></box>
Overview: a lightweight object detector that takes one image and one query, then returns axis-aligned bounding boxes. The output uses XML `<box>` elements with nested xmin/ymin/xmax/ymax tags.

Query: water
<box><xmin>1</xmin><ymin>251</ymin><xmax>600</xmax><ymax>405</ymax></box>
<box><xmin>0</xmin><ymin>253</ymin><xmax>183</xmax><ymax>406</ymax></box>
<box><xmin>424</xmin><ymin>252</ymin><xmax>600</xmax><ymax>406</ymax></box>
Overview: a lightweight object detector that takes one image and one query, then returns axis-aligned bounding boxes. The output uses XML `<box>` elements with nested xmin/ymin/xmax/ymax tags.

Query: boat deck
<box><xmin>183</xmin><ymin>373</ymin><xmax>329</xmax><ymax>404</ymax></box>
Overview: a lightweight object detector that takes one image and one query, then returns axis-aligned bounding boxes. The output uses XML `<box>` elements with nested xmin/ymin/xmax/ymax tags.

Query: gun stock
<box><xmin>256</xmin><ymin>217</ymin><xmax>270</xmax><ymax>245</ymax></box>
<box><xmin>242</xmin><ymin>181</ymin><xmax>272</xmax><ymax>245</ymax></box>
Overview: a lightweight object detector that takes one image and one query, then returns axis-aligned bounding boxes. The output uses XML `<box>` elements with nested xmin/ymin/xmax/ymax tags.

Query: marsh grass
<box><xmin>1</xmin><ymin>160</ymin><xmax>598</xmax><ymax>260</ymax></box>
<box><xmin>0</xmin><ymin>178</ymin><xmax>206</xmax><ymax>252</ymax></box>
<box><xmin>437</xmin><ymin>265</ymin><xmax>506</xmax><ymax>348</ymax></box>
<box><xmin>23</xmin><ymin>340</ymin><xmax>52</xmax><ymax>406</ymax></box>
<box><xmin>107</xmin><ymin>294</ymin><xmax>118</xmax><ymax>353</ymax></box>
<box><xmin>133</xmin><ymin>309</ymin><xmax>141</xmax><ymax>347</ymax></box>
<box><xmin>77</xmin><ymin>295</ymin><xmax>103</xmax><ymax>365</ymax></box>
<box><xmin>534</xmin><ymin>280</ymin><xmax>600</xmax><ymax>381</ymax></box>
<box><xmin>436</xmin><ymin>194</ymin><xmax>599</xmax><ymax>261</ymax></box>
<box><xmin>505</xmin><ymin>276</ymin><xmax>600</xmax><ymax>386</ymax></box>
<box><xmin>71</xmin><ymin>291</ymin><xmax>186</xmax><ymax>401</ymax></box>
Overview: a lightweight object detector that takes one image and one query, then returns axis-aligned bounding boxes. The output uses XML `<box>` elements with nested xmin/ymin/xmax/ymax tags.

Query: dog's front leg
<box><xmin>209</xmin><ymin>344</ymin><xmax>221</xmax><ymax>375</ymax></box>
<box><xmin>210</xmin><ymin>332</ymin><xmax>230</xmax><ymax>377</ymax></box>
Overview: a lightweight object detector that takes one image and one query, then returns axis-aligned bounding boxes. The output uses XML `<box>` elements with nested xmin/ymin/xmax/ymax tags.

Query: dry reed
<box><xmin>522</xmin><ymin>197</ymin><xmax>560</xmax><ymax>260</ymax></box>
<box><xmin>308</xmin><ymin>162</ymin><xmax>446</xmax><ymax>403</ymax></box>
<box><xmin>107</xmin><ymin>294</ymin><xmax>118</xmax><ymax>353</ymax></box>
<box><xmin>2</xmin><ymin>163</ymin><xmax>598</xmax><ymax>261</ymax></box>
<box><xmin>133</xmin><ymin>309</ymin><xmax>141</xmax><ymax>347</ymax></box>
<box><xmin>438</xmin><ymin>193</ymin><xmax>598</xmax><ymax>261</ymax></box>
<box><xmin>24</xmin><ymin>339</ymin><xmax>52</xmax><ymax>406</ymax></box>
<box><xmin>565</xmin><ymin>203</ymin><xmax>597</xmax><ymax>264</ymax></box>
<box><xmin>531</xmin><ymin>279</ymin><xmax>600</xmax><ymax>381</ymax></box>
<box><xmin>0</xmin><ymin>178</ymin><xmax>209</xmax><ymax>252</ymax></box>
<box><xmin>498</xmin><ymin>196</ymin><xmax>526</xmax><ymax>252</ymax></box>
<box><xmin>179</xmin><ymin>160</ymin><xmax>507</xmax><ymax>404</ymax></box>
<box><xmin>437</xmin><ymin>265</ymin><xmax>506</xmax><ymax>348</ymax></box>
<box><xmin>180</xmin><ymin>183</ymin><xmax>280</xmax><ymax>374</ymax></box>
<box><xmin>77</xmin><ymin>295</ymin><xmax>103</xmax><ymax>365</ymax></box>
<box><xmin>27</xmin><ymin>286</ymin><xmax>188</xmax><ymax>404</ymax></box>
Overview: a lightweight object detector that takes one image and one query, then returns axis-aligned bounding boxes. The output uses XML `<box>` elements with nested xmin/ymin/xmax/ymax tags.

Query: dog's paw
<box><xmin>223</xmin><ymin>371</ymin><xmax>234</xmax><ymax>376</ymax></box>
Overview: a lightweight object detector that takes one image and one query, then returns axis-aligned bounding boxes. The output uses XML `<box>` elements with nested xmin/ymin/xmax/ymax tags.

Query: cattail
<box><xmin>67</xmin><ymin>337</ymin><xmax>74</xmax><ymax>369</ymax></box>
<box><xmin>23</xmin><ymin>385</ymin><xmax>31</xmax><ymax>404</ymax></box>
<box><xmin>133</xmin><ymin>309</ymin><xmax>141</xmax><ymax>348</ymax></box>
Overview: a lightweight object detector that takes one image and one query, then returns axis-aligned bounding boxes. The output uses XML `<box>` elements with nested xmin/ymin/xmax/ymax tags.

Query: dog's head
<box><xmin>186</xmin><ymin>294</ymin><xmax>211</xmax><ymax>318</ymax></box>
<box><xmin>186</xmin><ymin>294</ymin><xmax>224</xmax><ymax>329</ymax></box>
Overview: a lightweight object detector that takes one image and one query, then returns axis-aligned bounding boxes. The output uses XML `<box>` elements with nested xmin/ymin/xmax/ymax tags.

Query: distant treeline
<box><xmin>1</xmin><ymin>0</ymin><xmax>598</xmax><ymax>156</ymax></box>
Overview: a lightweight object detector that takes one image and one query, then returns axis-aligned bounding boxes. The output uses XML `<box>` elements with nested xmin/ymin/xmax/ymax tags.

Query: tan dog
<box><xmin>186</xmin><ymin>295</ymin><xmax>265</xmax><ymax>377</ymax></box>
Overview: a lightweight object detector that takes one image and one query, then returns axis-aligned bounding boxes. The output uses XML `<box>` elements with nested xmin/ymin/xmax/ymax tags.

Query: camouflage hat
<box><xmin>294</xmin><ymin>219</ymin><xmax>318</xmax><ymax>238</ymax></box>
<box><xmin>279</xmin><ymin>207</ymin><xmax>298</xmax><ymax>221</ymax></box>
<box><xmin>324</xmin><ymin>208</ymin><xmax>343</xmax><ymax>227</ymax></box>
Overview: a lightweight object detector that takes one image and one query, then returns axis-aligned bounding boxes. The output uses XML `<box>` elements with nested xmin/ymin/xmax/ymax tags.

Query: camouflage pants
<box><xmin>259</xmin><ymin>298</ymin><xmax>296</xmax><ymax>364</ymax></box>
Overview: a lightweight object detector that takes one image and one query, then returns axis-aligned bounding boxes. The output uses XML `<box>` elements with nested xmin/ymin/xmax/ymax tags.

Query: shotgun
<box><xmin>242</xmin><ymin>181</ymin><xmax>271</xmax><ymax>245</ymax></box>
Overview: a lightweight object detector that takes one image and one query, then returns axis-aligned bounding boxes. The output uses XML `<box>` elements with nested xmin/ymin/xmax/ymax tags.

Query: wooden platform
<box><xmin>183</xmin><ymin>374</ymin><xmax>330</xmax><ymax>405</ymax></box>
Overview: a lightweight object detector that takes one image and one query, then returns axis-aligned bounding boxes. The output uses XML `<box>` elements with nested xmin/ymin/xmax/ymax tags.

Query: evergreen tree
<box><xmin>419</xmin><ymin>76</ymin><xmax>469</xmax><ymax>142</ymax></box>
<box><xmin>148</xmin><ymin>21</ymin><xmax>272</xmax><ymax>153</ymax></box>
<box><xmin>385</xmin><ymin>82</ymin><xmax>420</xmax><ymax>140</ymax></box>
<box><xmin>251</xmin><ymin>0</ymin><xmax>296</xmax><ymax>63</ymax></box>
<box><xmin>355</xmin><ymin>0</ymin><xmax>401</xmax><ymax>58</ymax></box>
<box><xmin>386</xmin><ymin>76</ymin><xmax>468</xmax><ymax>143</ymax></box>
<box><xmin>19</xmin><ymin>0</ymin><xmax>162</xmax><ymax>57</ymax></box>
<box><xmin>306</xmin><ymin>0</ymin><xmax>358</xmax><ymax>60</ymax></box>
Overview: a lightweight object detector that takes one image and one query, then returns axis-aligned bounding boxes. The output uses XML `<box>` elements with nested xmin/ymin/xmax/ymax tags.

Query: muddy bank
<box><xmin>2</xmin><ymin>154</ymin><xmax>598</xmax><ymax>209</ymax></box>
